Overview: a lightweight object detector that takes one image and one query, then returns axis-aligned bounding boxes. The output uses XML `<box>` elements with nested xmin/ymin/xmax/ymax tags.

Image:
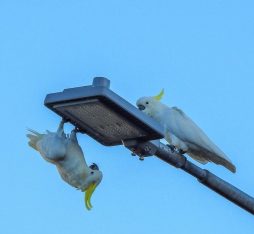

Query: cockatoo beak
<box><xmin>137</xmin><ymin>104</ymin><xmax>145</xmax><ymax>111</ymax></box>
<box><xmin>84</xmin><ymin>182</ymin><xmax>98</xmax><ymax>210</ymax></box>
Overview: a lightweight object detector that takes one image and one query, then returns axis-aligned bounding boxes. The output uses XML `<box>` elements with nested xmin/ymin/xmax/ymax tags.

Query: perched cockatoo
<box><xmin>26</xmin><ymin>120</ymin><xmax>103</xmax><ymax>210</ymax></box>
<box><xmin>136</xmin><ymin>90</ymin><xmax>236</xmax><ymax>173</ymax></box>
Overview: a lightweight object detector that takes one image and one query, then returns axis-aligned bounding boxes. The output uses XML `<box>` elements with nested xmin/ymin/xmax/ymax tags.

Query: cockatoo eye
<box><xmin>146</xmin><ymin>101</ymin><xmax>149</xmax><ymax>105</ymax></box>
<box><xmin>89</xmin><ymin>163</ymin><xmax>99</xmax><ymax>170</ymax></box>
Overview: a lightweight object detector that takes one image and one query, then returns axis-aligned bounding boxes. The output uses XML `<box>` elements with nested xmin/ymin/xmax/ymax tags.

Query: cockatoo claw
<box><xmin>73</xmin><ymin>126</ymin><xmax>81</xmax><ymax>133</ymax></box>
<box><xmin>139</xmin><ymin>156</ymin><xmax>144</xmax><ymax>161</ymax></box>
<box><xmin>167</xmin><ymin>144</ymin><xmax>177</xmax><ymax>153</ymax></box>
<box><xmin>61</xmin><ymin>118</ymin><xmax>68</xmax><ymax>124</ymax></box>
<box><xmin>178</xmin><ymin>149</ymin><xmax>187</xmax><ymax>155</ymax></box>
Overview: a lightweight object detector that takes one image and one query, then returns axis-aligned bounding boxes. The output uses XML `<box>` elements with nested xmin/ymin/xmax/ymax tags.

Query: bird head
<box><xmin>136</xmin><ymin>89</ymin><xmax>165</xmax><ymax>117</ymax></box>
<box><xmin>83</xmin><ymin>163</ymin><xmax>103</xmax><ymax>210</ymax></box>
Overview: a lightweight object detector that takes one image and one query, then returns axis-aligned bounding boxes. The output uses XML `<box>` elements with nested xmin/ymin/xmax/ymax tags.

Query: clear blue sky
<box><xmin>1</xmin><ymin>0</ymin><xmax>254</xmax><ymax>233</ymax></box>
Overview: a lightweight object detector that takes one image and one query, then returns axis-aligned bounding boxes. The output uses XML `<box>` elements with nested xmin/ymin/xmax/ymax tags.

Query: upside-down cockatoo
<box><xmin>26</xmin><ymin>120</ymin><xmax>103</xmax><ymax>209</ymax></box>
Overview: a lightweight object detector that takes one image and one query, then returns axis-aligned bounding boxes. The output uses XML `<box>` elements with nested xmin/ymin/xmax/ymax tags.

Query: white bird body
<box><xmin>27</xmin><ymin>121</ymin><xmax>102</xmax><ymax>209</ymax></box>
<box><xmin>136</xmin><ymin>91</ymin><xmax>236</xmax><ymax>173</ymax></box>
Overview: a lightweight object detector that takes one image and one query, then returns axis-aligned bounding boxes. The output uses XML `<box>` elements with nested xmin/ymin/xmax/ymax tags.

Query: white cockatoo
<box><xmin>26</xmin><ymin>120</ymin><xmax>103</xmax><ymax>210</ymax></box>
<box><xmin>136</xmin><ymin>90</ymin><xmax>236</xmax><ymax>173</ymax></box>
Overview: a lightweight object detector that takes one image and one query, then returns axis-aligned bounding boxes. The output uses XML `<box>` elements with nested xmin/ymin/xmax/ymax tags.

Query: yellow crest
<box><xmin>153</xmin><ymin>89</ymin><xmax>164</xmax><ymax>101</ymax></box>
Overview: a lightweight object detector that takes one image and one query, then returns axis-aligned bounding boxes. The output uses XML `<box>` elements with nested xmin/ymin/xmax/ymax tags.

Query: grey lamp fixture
<box><xmin>45</xmin><ymin>77</ymin><xmax>164</xmax><ymax>146</ymax></box>
<box><xmin>45</xmin><ymin>77</ymin><xmax>254</xmax><ymax>215</ymax></box>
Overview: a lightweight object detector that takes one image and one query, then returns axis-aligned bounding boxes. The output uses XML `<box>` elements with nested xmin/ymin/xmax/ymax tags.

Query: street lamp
<box><xmin>45</xmin><ymin>77</ymin><xmax>254</xmax><ymax>215</ymax></box>
<box><xmin>45</xmin><ymin>77</ymin><xmax>163</xmax><ymax>146</ymax></box>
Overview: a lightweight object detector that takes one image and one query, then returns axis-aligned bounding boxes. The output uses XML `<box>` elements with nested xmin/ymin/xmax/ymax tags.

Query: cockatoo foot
<box><xmin>178</xmin><ymin>149</ymin><xmax>187</xmax><ymax>155</ymax></box>
<box><xmin>70</xmin><ymin>127</ymin><xmax>80</xmax><ymax>142</ymax></box>
<box><xmin>61</xmin><ymin>118</ymin><xmax>68</xmax><ymax>123</ymax></box>
<box><xmin>74</xmin><ymin>126</ymin><xmax>81</xmax><ymax>132</ymax></box>
<box><xmin>57</xmin><ymin>119</ymin><xmax>67</xmax><ymax>136</ymax></box>
<box><xmin>167</xmin><ymin>144</ymin><xmax>177</xmax><ymax>153</ymax></box>
<box><xmin>139</xmin><ymin>156</ymin><xmax>144</xmax><ymax>161</ymax></box>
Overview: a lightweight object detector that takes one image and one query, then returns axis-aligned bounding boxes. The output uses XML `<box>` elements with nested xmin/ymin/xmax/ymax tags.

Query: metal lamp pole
<box><xmin>124</xmin><ymin>139</ymin><xmax>254</xmax><ymax>215</ymax></box>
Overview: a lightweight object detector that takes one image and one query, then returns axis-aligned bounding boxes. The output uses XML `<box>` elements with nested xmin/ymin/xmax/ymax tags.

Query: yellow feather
<box><xmin>154</xmin><ymin>89</ymin><xmax>164</xmax><ymax>101</ymax></box>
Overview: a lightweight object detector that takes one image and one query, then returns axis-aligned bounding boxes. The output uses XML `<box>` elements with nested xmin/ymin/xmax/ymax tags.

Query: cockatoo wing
<box><xmin>166</xmin><ymin>107</ymin><xmax>236</xmax><ymax>172</ymax></box>
<box><xmin>27</xmin><ymin>129</ymin><xmax>67</xmax><ymax>162</ymax></box>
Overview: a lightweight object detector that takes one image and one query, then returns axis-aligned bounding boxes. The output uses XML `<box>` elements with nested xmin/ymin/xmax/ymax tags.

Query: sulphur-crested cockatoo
<box><xmin>136</xmin><ymin>90</ymin><xmax>236</xmax><ymax>173</ymax></box>
<box><xmin>26</xmin><ymin>120</ymin><xmax>103</xmax><ymax>210</ymax></box>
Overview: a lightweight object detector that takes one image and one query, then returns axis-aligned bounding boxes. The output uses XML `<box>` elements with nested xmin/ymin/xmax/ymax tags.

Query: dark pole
<box><xmin>125</xmin><ymin>140</ymin><xmax>254</xmax><ymax>215</ymax></box>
